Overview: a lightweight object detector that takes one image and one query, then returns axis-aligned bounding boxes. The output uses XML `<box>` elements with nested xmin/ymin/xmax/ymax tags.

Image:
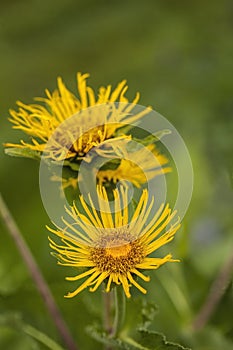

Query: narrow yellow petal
<box><xmin>134</xmin><ymin>203</ymin><xmax>165</xmax><ymax>238</ymax></box>
<box><xmin>106</xmin><ymin>275</ymin><xmax>113</xmax><ymax>292</ymax></box>
<box><xmin>97</xmin><ymin>186</ymin><xmax>114</xmax><ymax>228</ymax></box>
<box><xmin>136</xmin><ymin>254</ymin><xmax>176</xmax><ymax>269</ymax></box>
<box><xmin>132</xmin><ymin>196</ymin><xmax>154</xmax><ymax>234</ymax></box>
<box><xmin>86</xmin><ymin>86</ymin><xmax>96</xmax><ymax>106</ymax></box>
<box><xmin>66</xmin><ymin>267</ymin><xmax>97</xmax><ymax>281</ymax></box>
<box><xmin>131</xmin><ymin>268</ymin><xmax>150</xmax><ymax>282</ymax></box>
<box><xmin>77</xmin><ymin>72</ymin><xmax>89</xmax><ymax>109</ymax></box>
<box><xmin>89</xmin><ymin>271</ymin><xmax>109</xmax><ymax>292</ymax></box>
<box><xmin>127</xmin><ymin>272</ymin><xmax>147</xmax><ymax>294</ymax></box>
<box><xmin>119</xmin><ymin>274</ymin><xmax>131</xmax><ymax>298</ymax></box>
<box><xmin>145</xmin><ymin>223</ymin><xmax>180</xmax><ymax>255</ymax></box>
<box><xmin>65</xmin><ymin>270</ymin><xmax>100</xmax><ymax>298</ymax></box>
<box><xmin>140</xmin><ymin>205</ymin><xmax>172</xmax><ymax>242</ymax></box>
<box><xmin>79</xmin><ymin>195</ymin><xmax>103</xmax><ymax>228</ymax></box>
<box><xmin>109</xmin><ymin>80</ymin><xmax>127</xmax><ymax>102</ymax></box>
<box><xmin>131</xmin><ymin>189</ymin><xmax>148</xmax><ymax>223</ymax></box>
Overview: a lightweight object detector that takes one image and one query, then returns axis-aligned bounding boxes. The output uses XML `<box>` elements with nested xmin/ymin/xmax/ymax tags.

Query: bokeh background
<box><xmin>0</xmin><ymin>0</ymin><xmax>233</xmax><ymax>349</ymax></box>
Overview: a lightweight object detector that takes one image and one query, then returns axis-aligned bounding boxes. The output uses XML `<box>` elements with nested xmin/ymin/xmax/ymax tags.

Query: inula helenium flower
<box><xmin>5</xmin><ymin>73</ymin><xmax>171</xmax><ymax>188</ymax></box>
<box><xmin>5</xmin><ymin>73</ymin><xmax>146</xmax><ymax>162</ymax></box>
<box><xmin>48</xmin><ymin>186</ymin><xmax>180</xmax><ymax>298</ymax></box>
<box><xmin>52</xmin><ymin>140</ymin><xmax>171</xmax><ymax>192</ymax></box>
<box><xmin>98</xmin><ymin>143</ymin><xmax>171</xmax><ymax>188</ymax></box>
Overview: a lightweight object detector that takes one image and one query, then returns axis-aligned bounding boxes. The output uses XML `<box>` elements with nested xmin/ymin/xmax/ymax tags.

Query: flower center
<box><xmin>47</xmin><ymin>118</ymin><xmax>108</xmax><ymax>160</ymax></box>
<box><xmin>90</xmin><ymin>230</ymin><xmax>144</xmax><ymax>274</ymax></box>
<box><xmin>105</xmin><ymin>242</ymin><xmax>131</xmax><ymax>258</ymax></box>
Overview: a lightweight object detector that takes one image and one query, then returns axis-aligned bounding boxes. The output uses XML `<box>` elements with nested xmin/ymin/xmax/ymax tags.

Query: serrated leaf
<box><xmin>88</xmin><ymin>299</ymin><xmax>159</xmax><ymax>349</ymax></box>
<box><xmin>87</xmin><ymin>324</ymin><xmax>191</xmax><ymax>350</ymax></box>
<box><xmin>141</xmin><ymin>301</ymin><xmax>158</xmax><ymax>329</ymax></box>
<box><xmin>86</xmin><ymin>324</ymin><xmax>132</xmax><ymax>349</ymax></box>
<box><xmin>4</xmin><ymin>147</ymin><xmax>41</xmax><ymax>160</ymax></box>
<box><xmin>135</xmin><ymin>329</ymin><xmax>191</xmax><ymax>350</ymax></box>
<box><xmin>124</xmin><ymin>298</ymin><xmax>158</xmax><ymax>332</ymax></box>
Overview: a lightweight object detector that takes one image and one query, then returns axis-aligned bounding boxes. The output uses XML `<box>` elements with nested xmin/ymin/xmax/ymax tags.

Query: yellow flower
<box><xmin>52</xmin><ymin>140</ymin><xmax>172</xmax><ymax>192</ymax></box>
<box><xmin>98</xmin><ymin>144</ymin><xmax>172</xmax><ymax>188</ymax></box>
<box><xmin>48</xmin><ymin>186</ymin><xmax>180</xmax><ymax>298</ymax></box>
<box><xmin>5</xmin><ymin>73</ymin><xmax>147</xmax><ymax>161</ymax></box>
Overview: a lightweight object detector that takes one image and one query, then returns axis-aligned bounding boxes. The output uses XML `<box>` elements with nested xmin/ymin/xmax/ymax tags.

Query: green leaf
<box><xmin>22</xmin><ymin>324</ymin><xmax>65</xmax><ymax>350</ymax></box>
<box><xmin>141</xmin><ymin>301</ymin><xmax>158</xmax><ymax>329</ymax></box>
<box><xmin>0</xmin><ymin>326</ymin><xmax>40</xmax><ymax>350</ymax></box>
<box><xmin>87</xmin><ymin>299</ymin><xmax>189</xmax><ymax>350</ymax></box>
<box><xmin>153</xmin><ymin>129</ymin><xmax>172</xmax><ymax>140</ymax></box>
<box><xmin>40</xmin><ymin>157</ymin><xmax>80</xmax><ymax>171</ymax></box>
<box><xmin>4</xmin><ymin>148</ymin><xmax>41</xmax><ymax>160</ymax></box>
<box><xmin>53</xmin><ymin>159</ymin><xmax>80</xmax><ymax>171</ymax></box>
<box><xmin>133</xmin><ymin>130</ymin><xmax>171</xmax><ymax>146</ymax></box>
<box><xmin>98</xmin><ymin>158</ymin><xmax>121</xmax><ymax>171</ymax></box>
<box><xmin>134</xmin><ymin>329</ymin><xmax>191</xmax><ymax>350</ymax></box>
<box><xmin>124</xmin><ymin>298</ymin><xmax>158</xmax><ymax>332</ymax></box>
<box><xmin>114</xmin><ymin>124</ymin><xmax>171</xmax><ymax>145</ymax></box>
<box><xmin>0</xmin><ymin>313</ymin><xmax>65</xmax><ymax>350</ymax></box>
<box><xmin>87</xmin><ymin>325</ymin><xmax>191</xmax><ymax>350</ymax></box>
<box><xmin>114</xmin><ymin>124</ymin><xmax>135</xmax><ymax>137</ymax></box>
<box><xmin>86</xmin><ymin>324</ymin><xmax>131</xmax><ymax>350</ymax></box>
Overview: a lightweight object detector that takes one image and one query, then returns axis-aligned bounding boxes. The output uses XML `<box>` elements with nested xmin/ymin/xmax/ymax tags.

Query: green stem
<box><xmin>111</xmin><ymin>286</ymin><xmax>126</xmax><ymax>337</ymax></box>
<box><xmin>103</xmin><ymin>292</ymin><xmax>112</xmax><ymax>334</ymax></box>
<box><xmin>22</xmin><ymin>323</ymin><xmax>65</xmax><ymax>350</ymax></box>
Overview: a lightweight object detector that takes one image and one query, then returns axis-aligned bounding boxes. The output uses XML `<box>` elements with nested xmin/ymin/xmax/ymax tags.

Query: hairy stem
<box><xmin>103</xmin><ymin>292</ymin><xmax>113</xmax><ymax>350</ymax></box>
<box><xmin>0</xmin><ymin>193</ymin><xmax>78</xmax><ymax>350</ymax></box>
<box><xmin>111</xmin><ymin>286</ymin><xmax>126</xmax><ymax>337</ymax></box>
<box><xmin>103</xmin><ymin>292</ymin><xmax>113</xmax><ymax>334</ymax></box>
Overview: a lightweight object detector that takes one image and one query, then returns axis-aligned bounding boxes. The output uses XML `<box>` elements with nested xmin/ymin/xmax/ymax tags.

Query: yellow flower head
<box><xmin>98</xmin><ymin>143</ymin><xmax>172</xmax><ymax>188</ymax></box>
<box><xmin>48</xmin><ymin>186</ymin><xmax>180</xmax><ymax>298</ymax></box>
<box><xmin>5</xmin><ymin>73</ymin><xmax>147</xmax><ymax>162</ymax></box>
<box><xmin>52</xmin><ymin>139</ymin><xmax>171</xmax><ymax>193</ymax></box>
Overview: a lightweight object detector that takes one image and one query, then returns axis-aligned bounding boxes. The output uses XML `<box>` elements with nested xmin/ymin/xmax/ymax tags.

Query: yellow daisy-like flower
<box><xmin>98</xmin><ymin>144</ymin><xmax>172</xmax><ymax>188</ymax></box>
<box><xmin>5</xmin><ymin>73</ymin><xmax>147</xmax><ymax>161</ymax></box>
<box><xmin>48</xmin><ymin>186</ymin><xmax>180</xmax><ymax>298</ymax></box>
<box><xmin>52</xmin><ymin>141</ymin><xmax>171</xmax><ymax>192</ymax></box>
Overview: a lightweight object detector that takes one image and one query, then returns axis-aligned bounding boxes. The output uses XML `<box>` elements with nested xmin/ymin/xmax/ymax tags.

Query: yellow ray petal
<box><xmin>127</xmin><ymin>272</ymin><xmax>147</xmax><ymax>294</ymax></box>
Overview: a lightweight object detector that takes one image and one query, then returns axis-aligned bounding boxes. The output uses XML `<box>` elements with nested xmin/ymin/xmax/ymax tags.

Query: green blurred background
<box><xmin>0</xmin><ymin>0</ymin><xmax>233</xmax><ymax>349</ymax></box>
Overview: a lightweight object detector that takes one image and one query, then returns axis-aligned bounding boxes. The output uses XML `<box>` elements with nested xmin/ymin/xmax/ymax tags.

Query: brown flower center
<box><xmin>90</xmin><ymin>230</ymin><xmax>144</xmax><ymax>274</ymax></box>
